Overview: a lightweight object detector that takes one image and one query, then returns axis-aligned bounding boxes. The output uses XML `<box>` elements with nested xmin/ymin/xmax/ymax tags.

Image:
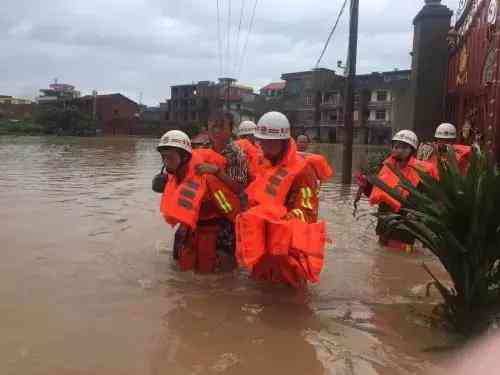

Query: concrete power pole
<box><xmin>341</xmin><ymin>0</ymin><xmax>359</xmax><ymax>185</ymax></box>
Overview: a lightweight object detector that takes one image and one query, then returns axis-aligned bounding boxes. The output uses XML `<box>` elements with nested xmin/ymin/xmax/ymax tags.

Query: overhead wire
<box><xmin>234</xmin><ymin>0</ymin><xmax>246</xmax><ymax>75</ymax></box>
<box><xmin>315</xmin><ymin>0</ymin><xmax>349</xmax><ymax>69</ymax></box>
<box><xmin>216</xmin><ymin>0</ymin><xmax>223</xmax><ymax>77</ymax></box>
<box><xmin>226</xmin><ymin>0</ymin><xmax>232</xmax><ymax>77</ymax></box>
<box><xmin>237</xmin><ymin>0</ymin><xmax>258</xmax><ymax>79</ymax></box>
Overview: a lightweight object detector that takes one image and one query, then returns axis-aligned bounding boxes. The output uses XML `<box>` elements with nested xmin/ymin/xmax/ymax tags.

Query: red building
<box><xmin>446</xmin><ymin>0</ymin><xmax>500</xmax><ymax>162</ymax></box>
<box><xmin>76</xmin><ymin>93</ymin><xmax>139</xmax><ymax>135</ymax></box>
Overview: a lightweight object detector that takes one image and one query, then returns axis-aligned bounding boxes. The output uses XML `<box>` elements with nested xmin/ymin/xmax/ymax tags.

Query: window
<box><xmin>353</xmin><ymin>110</ymin><xmax>359</xmax><ymax>122</ymax></box>
<box><xmin>305</xmin><ymin>95</ymin><xmax>312</xmax><ymax>105</ymax></box>
<box><xmin>329</xmin><ymin>111</ymin><xmax>338</xmax><ymax>122</ymax></box>
<box><xmin>376</xmin><ymin>109</ymin><xmax>386</xmax><ymax>120</ymax></box>
<box><xmin>289</xmin><ymin>80</ymin><xmax>301</xmax><ymax>96</ymax></box>
<box><xmin>191</xmin><ymin>112</ymin><xmax>196</xmax><ymax>120</ymax></box>
<box><xmin>304</xmin><ymin>78</ymin><xmax>313</xmax><ymax>89</ymax></box>
<box><xmin>376</xmin><ymin>90</ymin><xmax>388</xmax><ymax>102</ymax></box>
<box><xmin>165</xmin><ymin>112</ymin><xmax>170</xmax><ymax>120</ymax></box>
<box><xmin>354</xmin><ymin>93</ymin><xmax>360</xmax><ymax>104</ymax></box>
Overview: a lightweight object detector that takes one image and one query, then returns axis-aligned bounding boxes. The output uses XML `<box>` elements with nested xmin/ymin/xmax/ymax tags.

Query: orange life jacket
<box><xmin>246</xmin><ymin>139</ymin><xmax>307</xmax><ymax>209</ymax></box>
<box><xmin>428</xmin><ymin>144</ymin><xmax>471</xmax><ymax>175</ymax></box>
<box><xmin>235</xmin><ymin>139</ymin><xmax>263</xmax><ymax>180</ymax></box>
<box><xmin>160</xmin><ymin>153</ymin><xmax>208</xmax><ymax>229</ymax></box>
<box><xmin>369</xmin><ymin>156</ymin><xmax>437</xmax><ymax>212</ymax></box>
<box><xmin>192</xmin><ymin>148</ymin><xmax>227</xmax><ymax>170</ymax></box>
<box><xmin>298</xmin><ymin>152</ymin><xmax>334</xmax><ymax>182</ymax></box>
<box><xmin>236</xmin><ymin>206</ymin><xmax>325</xmax><ymax>288</ymax></box>
<box><xmin>236</xmin><ymin>140</ymin><xmax>326</xmax><ymax>288</ymax></box>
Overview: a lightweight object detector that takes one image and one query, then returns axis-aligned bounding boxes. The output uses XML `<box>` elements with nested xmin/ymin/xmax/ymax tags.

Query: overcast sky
<box><xmin>1</xmin><ymin>0</ymin><xmax>460</xmax><ymax>105</ymax></box>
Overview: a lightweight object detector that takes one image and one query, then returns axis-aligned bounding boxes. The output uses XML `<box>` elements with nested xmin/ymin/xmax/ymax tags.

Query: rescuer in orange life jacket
<box><xmin>369</xmin><ymin>130</ymin><xmax>438</xmax><ymax>253</ymax></box>
<box><xmin>296</xmin><ymin>134</ymin><xmax>334</xmax><ymax>184</ymax></box>
<box><xmin>235</xmin><ymin>111</ymin><xmax>327</xmax><ymax>288</ymax></box>
<box><xmin>155</xmin><ymin>130</ymin><xmax>242</xmax><ymax>273</ymax></box>
<box><xmin>417</xmin><ymin>122</ymin><xmax>472</xmax><ymax>175</ymax></box>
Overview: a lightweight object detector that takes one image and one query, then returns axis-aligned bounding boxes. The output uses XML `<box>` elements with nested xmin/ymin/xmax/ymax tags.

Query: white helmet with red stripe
<box><xmin>392</xmin><ymin>129</ymin><xmax>419</xmax><ymax>150</ymax></box>
<box><xmin>255</xmin><ymin>111</ymin><xmax>291</xmax><ymax>140</ymax></box>
<box><xmin>157</xmin><ymin>130</ymin><xmax>192</xmax><ymax>154</ymax></box>
<box><xmin>435</xmin><ymin>123</ymin><xmax>457</xmax><ymax>140</ymax></box>
<box><xmin>238</xmin><ymin>120</ymin><xmax>257</xmax><ymax>136</ymax></box>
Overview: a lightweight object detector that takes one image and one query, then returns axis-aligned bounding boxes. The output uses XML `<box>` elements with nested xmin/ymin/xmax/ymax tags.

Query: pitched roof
<box><xmin>260</xmin><ymin>82</ymin><xmax>286</xmax><ymax>91</ymax></box>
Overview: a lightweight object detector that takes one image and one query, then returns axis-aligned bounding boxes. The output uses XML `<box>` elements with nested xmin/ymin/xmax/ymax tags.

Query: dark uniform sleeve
<box><xmin>284</xmin><ymin>164</ymin><xmax>319</xmax><ymax>223</ymax></box>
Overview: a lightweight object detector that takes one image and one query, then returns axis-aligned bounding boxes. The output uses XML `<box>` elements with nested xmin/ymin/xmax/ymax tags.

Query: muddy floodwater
<box><xmin>0</xmin><ymin>136</ymin><xmax>461</xmax><ymax>374</ymax></box>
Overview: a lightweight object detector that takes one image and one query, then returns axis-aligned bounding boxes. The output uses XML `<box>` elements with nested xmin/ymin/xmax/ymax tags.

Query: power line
<box><xmin>234</xmin><ymin>0</ymin><xmax>246</xmax><ymax>75</ymax></box>
<box><xmin>226</xmin><ymin>0</ymin><xmax>232</xmax><ymax>77</ymax></box>
<box><xmin>216</xmin><ymin>0</ymin><xmax>223</xmax><ymax>77</ymax></box>
<box><xmin>315</xmin><ymin>0</ymin><xmax>348</xmax><ymax>69</ymax></box>
<box><xmin>237</xmin><ymin>0</ymin><xmax>258</xmax><ymax>79</ymax></box>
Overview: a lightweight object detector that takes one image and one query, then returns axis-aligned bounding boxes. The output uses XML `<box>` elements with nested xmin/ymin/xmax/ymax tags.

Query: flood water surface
<box><xmin>0</xmin><ymin>136</ymin><xmax>459</xmax><ymax>374</ymax></box>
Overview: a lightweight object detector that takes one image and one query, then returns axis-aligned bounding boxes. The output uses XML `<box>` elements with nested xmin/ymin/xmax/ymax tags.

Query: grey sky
<box><xmin>1</xmin><ymin>0</ymin><xmax>460</xmax><ymax>105</ymax></box>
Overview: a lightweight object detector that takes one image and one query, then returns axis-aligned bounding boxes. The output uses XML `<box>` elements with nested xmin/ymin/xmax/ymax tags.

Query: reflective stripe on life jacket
<box><xmin>246</xmin><ymin>139</ymin><xmax>307</xmax><ymax>208</ymax></box>
<box><xmin>235</xmin><ymin>206</ymin><xmax>325</xmax><ymax>288</ymax></box>
<box><xmin>369</xmin><ymin>156</ymin><xmax>436</xmax><ymax>212</ymax></box>
<box><xmin>298</xmin><ymin>152</ymin><xmax>334</xmax><ymax>182</ymax></box>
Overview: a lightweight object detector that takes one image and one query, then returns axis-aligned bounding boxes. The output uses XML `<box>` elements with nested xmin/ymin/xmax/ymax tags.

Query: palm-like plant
<box><xmin>368</xmin><ymin>149</ymin><xmax>500</xmax><ymax>331</ymax></box>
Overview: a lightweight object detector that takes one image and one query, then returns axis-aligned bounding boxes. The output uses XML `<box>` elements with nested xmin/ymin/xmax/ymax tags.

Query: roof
<box><xmin>77</xmin><ymin>93</ymin><xmax>138</xmax><ymax>106</ymax></box>
<box><xmin>260</xmin><ymin>82</ymin><xmax>286</xmax><ymax>91</ymax></box>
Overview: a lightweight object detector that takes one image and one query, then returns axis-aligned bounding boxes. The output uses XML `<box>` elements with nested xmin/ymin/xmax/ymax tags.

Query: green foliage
<box><xmin>360</xmin><ymin>150</ymin><xmax>390</xmax><ymax>176</ymax></box>
<box><xmin>368</xmin><ymin>149</ymin><xmax>500</xmax><ymax>331</ymax></box>
<box><xmin>35</xmin><ymin>106</ymin><xmax>97</xmax><ymax>136</ymax></box>
<box><xmin>0</xmin><ymin>120</ymin><xmax>44</xmax><ymax>135</ymax></box>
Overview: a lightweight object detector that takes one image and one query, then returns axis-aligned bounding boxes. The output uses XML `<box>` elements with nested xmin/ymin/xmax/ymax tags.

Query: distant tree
<box><xmin>36</xmin><ymin>106</ymin><xmax>97</xmax><ymax>136</ymax></box>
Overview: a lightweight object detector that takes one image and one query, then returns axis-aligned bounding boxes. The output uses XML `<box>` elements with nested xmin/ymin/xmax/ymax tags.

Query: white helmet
<box><xmin>157</xmin><ymin>130</ymin><xmax>192</xmax><ymax>154</ymax></box>
<box><xmin>255</xmin><ymin>111</ymin><xmax>291</xmax><ymax>140</ymax></box>
<box><xmin>435</xmin><ymin>123</ymin><xmax>457</xmax><ymax>139</ymax></box>
<box><xmin>238</xmin><ymin>120</ymin><xmax>257</xmax><ymax>136</ymax></box>
<box><xmin>392</xmin><ymin>130</ymin><xmax>419</xmax><ymax>150</ymax></box>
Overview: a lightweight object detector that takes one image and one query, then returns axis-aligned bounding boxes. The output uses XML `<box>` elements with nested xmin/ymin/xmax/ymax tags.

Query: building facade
<box><xmin>75</xmin><ymin>93</ymin><xmax>139</xmax><ymax>135</ymax></box>
<box><xmin>444</xmin><ymin>0</ymin><xmax>500</xmax><ymax>162</ymax></box>
<box><xmin>161</xmin><ymin>78</ymin><xmax>257</xmax><ymax>131</ymax></box>
<box><xmin>278</xmin><ymin>68</ymin><xmax>411</xmax><ymax>144</ymax></box>
<box><xmin>37</xmin><ymin>82</ymin><xmax>81</xmax><ymax>105</ymax></box>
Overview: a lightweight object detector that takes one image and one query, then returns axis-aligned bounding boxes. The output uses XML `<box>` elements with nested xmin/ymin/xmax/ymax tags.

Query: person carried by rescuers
<box><xmin>369</xmin><ymin>130</ymin><xmax>438</xmax><ymax>253</ymax></box>
<box><xmin>193</xmin><ymin>112</ymin><xmax>250</xmax><ymax>269</ymax></box>
<box><xmin>235</xmin><ymin>111</ymin><xmax>326</xmax><ymax>288</ymax></box>
<box><xmin>235</xmin><ymin>120</ymin><xmax>263</xmax><ymax>182</ymax></box>
<box><xmin>417</xmin><ymin>122</ymin><xmax>472</xmax><ymax>175</ymax></box>
<box><xmin>155</xmin><ymin>130</ymin><xmax>242</xmax><ymax>273</ymax></box>
<box><xmin>296</xmin><ymin>134</ymin><xmax>334</xmax><ymax>184</ymax></box>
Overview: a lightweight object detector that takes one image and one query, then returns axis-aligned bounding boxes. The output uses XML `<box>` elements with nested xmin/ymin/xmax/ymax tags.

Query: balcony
<box><xmin>367</xmin><ymin>100</ymin><xmax>392</xmax><ymax>109</ymax></box>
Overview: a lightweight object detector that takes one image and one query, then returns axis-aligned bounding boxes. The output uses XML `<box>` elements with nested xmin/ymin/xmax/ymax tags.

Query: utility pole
<box><xmin>341</xmin><ymin>0</ymin><xmax>359</xmax><ymax>185</ymax></box>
